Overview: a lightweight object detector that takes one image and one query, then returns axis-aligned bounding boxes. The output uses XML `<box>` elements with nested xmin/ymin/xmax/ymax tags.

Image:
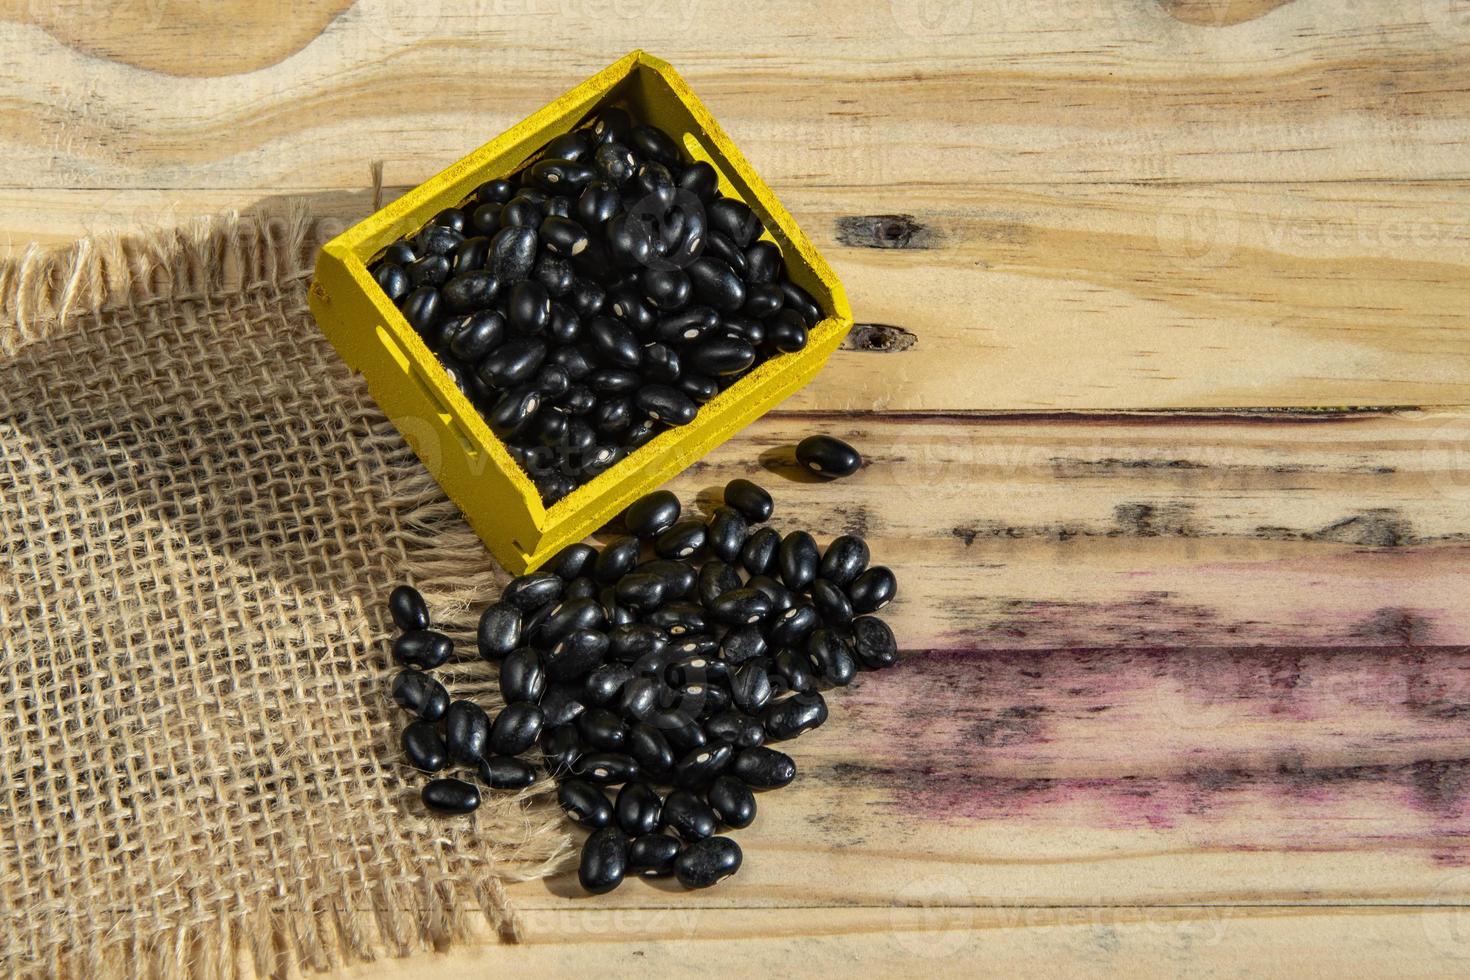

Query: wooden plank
<box><xmin>1</xmin><ymin>1</ymin><xmax>1469</xmax><ymax>191</ymax></box>
<box><xmin>4</xmin><ymin>180</ymin><xmax>1467</xmax><ymax>410</ymax></box>
<box><xmin>334</xmin><ymin>907</ymin><xmax>1470</xmax><ymax>978</ymax></box>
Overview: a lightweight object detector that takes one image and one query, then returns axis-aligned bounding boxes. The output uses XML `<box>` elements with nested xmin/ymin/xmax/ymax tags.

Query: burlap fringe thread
<box><xmin>0</xmin><ymin>208</ymin><xmax>574</xmax><ymax>980</ymax></box>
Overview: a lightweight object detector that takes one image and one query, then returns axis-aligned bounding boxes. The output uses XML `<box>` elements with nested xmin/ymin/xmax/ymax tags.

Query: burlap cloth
<box><xmin>0</xmin><ymin>209</ymin><xmax>572</xmax><ymax>979</ymax></box>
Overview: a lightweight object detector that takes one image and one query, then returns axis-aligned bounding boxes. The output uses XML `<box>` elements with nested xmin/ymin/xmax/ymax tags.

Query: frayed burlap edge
<box><xmin>0</xmin><ymin>209</ymin><xmax>575</xmax><ymax>978</ymax></box>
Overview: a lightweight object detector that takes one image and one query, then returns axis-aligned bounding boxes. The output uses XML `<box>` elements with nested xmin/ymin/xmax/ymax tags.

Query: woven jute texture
<box><xmin>0</xmin><ymin>209</ymin><xmax>572</xmax><ymax>980</ymax></box>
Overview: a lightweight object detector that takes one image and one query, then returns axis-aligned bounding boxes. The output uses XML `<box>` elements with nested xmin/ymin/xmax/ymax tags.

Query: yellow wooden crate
<box><xmin>308</xmin><ymin>50</ymin><xmax>852</xmax><ymax>574</ymax></box>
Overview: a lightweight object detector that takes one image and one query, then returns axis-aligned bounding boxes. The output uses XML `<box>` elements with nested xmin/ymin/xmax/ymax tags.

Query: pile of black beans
<box><xmin>386</xmin><ymin>477</ymin><xmax>899</xmax><ymax>893</ymax></box>
<box><xmin>367</xmin><ymin>106</ymin><xmax>827</xmax><ymax>506</ymax></box>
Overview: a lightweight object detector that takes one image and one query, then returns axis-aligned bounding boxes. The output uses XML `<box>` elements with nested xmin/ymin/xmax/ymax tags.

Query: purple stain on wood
<box><xmin>841</xmin><ymin>644</ymin><xmax>1470</xmax><ymax>859</ymax></box>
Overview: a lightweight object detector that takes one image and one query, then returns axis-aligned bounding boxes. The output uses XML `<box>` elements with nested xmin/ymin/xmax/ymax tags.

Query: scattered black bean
<box><xmin>422</xmin><ymin>778</ymin><xmax>481</xmax><ymax>815</ymax></box>
<box><xmin>391</xmin><ymin>670</ymin><xmax>450</xmax><ymax>721</ymax></box>
<box><xmin>402</xmin><ymin>721</ymin><xmax>448</xmax><ymax>773</ymax></box>
<box><xmin>674</xmin><ymin>835</ymin><xmax>741</xmax><ymax>889</ymax></box>
<box><xmin>795</xmin><ymin>435</ymin><xmax>862</xmax><ymax>478</ymax></box>
<box><xmin>388</xmin><ymin>584</ymin><xmax>430</xmax><ymax>631</ymax></box>
<box><xmin>380</xmin><ymin>478</ymin><xmax>900</xmax><ymax>893</ymax></box>
<box><xmin>628</xmin><ymin>833</ymin><xmax>681</xmax><ymax>877</ymax></box>
<box><xmin>393</xmin><ymin>629</ymin><xmax>453</xmax><ymax>669</ymax></box>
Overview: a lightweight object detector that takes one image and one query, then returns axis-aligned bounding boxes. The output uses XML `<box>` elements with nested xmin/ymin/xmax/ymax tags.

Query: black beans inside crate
<box><xmin>381</xmin><ymin>478</ymin><xmax>899</xmax><ymax>893</ymax></box>
<box><xmin>366</xmin><ymin>107</ymin><xmax>827</xmax><ymax>506</ymax></box>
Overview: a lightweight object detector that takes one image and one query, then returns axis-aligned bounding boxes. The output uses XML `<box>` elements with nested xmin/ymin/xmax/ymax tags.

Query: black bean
<box><xmin>764</xmin><ymin>310</ymin><xmax>811</xmax><ymax>357</ymax></box>
<box><xmin>374</xmin><ymin>262</ymin><xmax>410</xmax><ymax>302</ymax></box>
<box><xmin>388</xmin><ymin>584</ymin><xmax>430</xmax><ymax>631</ymax></box>
<box><xmin>850</xmin><ymin>615</ymin><xmax>899</xmax><ymax>669</ymax></box>
<box><xmin>706</xmin><ymin>506</ymin><xmax>748</xmax><ymax>563</ymax></box>
<box><xmin>489</xmin><ymin>225</ymin><xmax>538</xmax><ymax>281</ymax></box>
<box><xmin>811</xmin><ymin>579</ymin><xmax>854</xmax><ymax>626</ymax></box>
<box><xmin>706</xmin><ymin>774</ymin><xmax>756</xmax><ymax>829</ymax></box>
<box><xmin>779</xmin><ymin>280</ymin><xmax>823</xmax><ymax>327</ymax></box>
<box><xmin>686</xmin><ymin>257</ymin><xmax>746</xmax><ymax>313</ymax></box>
<box><xmin>808</xmin><ymin>628</ymin><xmax>857</xmax><ymax>686</ymax></box>
<box><xmin>705</xmin><ymin>710</ymin><xmax>765</xmax><ymax>749</ymax></box>
<box><xmin>658</xmin><ymin>306</ymin><xmax>718</xmax><ymax>344</ymax></box>
<box><xmin>624</xmin><ymin>489</ymin><xmax>680</xmax><ymax>538</ymax></box>
<box><xmin>582</xmin><ymin>371</ymin><xmax>634</xmax><ymax>404</ymax></box>
<box><xmin>819</xmin><ymin>534</ymin><xmax>870</xmax><ymax>586</ymax></box>
<box><xmin>569</xmin><ymin>277</ymin><xmax>607</xmax><ymax>319</ymax></box>
<box><xmin>450</xmin><ymin>310</ymin><xmax>506</xmax><ymax>361</ymax></box>
<box><xmin>559</xmin><ymin>779</ymin><xmax>614</xmax><ymax>829</ymax></box>
<box><xmin>534</xmin><ymin>363</ymin><xmax>572</xmax><ymax>399</ymax></box>
<box><xmin>441</xmin><ymin>270</ymin><xmax>499</xmax><ymax>313</ymax></box>
<box><xmin>749</xmin><ymin>576</ymin><xmax>798</xmax><ymax>616</ymax></box>
<box><xmin>406</xmin><ymin>254</ymin><xmax>451</xmax><ymax>289</ymax></box>
<box><xmin>655</xmin><ymin>520</ymin><xmax>707</xmax><ymax>560</ymax></box>
<box><xmin>731</xmin><ymin>745</ymin><xmax>796</xmax><ymax>789</ymax></box>
<box><xmin>730</xmin><ymin>661</ymin><xmax>774</xmax><ymax>715</ymax></box>
<box><xmin>478</xmin><ymin>337</ymin><xmax>547</xmax><ymax>389</ymax></box>
<box><xmin>578</xmin><ymin>827</ymin><xmax>629</xmax><ymax>894</ymax></box>
<box><xmin>478</xmin><ymin>754</ymin><xmax>536</xmax><ymax>790</ymax></box>
<box><xmin>703</xmin><ymin>230</ymin><xmax>747</xmax><ymax>277</ymax></box>
<box><xmin>577</xmin><ymin>706</ymin><xmax>627</xmax><ymax>750</ymax></box>
<box><xmin>630</xmin><ymin>124</ymin><xmax>681</xmax><ymax>166</ymax></box>
<box><xmin>675</xmin><ymin>835</ymin><xmax>742</xmax><ymax>888</ymax></box>
<box><xmin>392</xmin><ymin>629</ymin><xmax>452</xmax><ymax>669</ymax></box>
<box><xmin>469</xmin><ymin>201</ymin><xmax>502</xmax><ymax>236</ymax></box>
<box><xmin>709</xmin><ymin>588</ymin><xmax>771</xmax><ymax>627</ymax></box>
<box><xmin>499</xmin><ymin>647</ymin><xmax>546</xmax><ymax>703</ymax></box>
<box><xmin>422</xmin><ymin>777</ymin><xmax>480</xmax><ymax>815</ymax></box>
<box><xmin>652</xmin><ymin>709</ymin><xmax>708</xmax><ymax>753</ymax></box>
<box><xmin>391</xmin><ymin>670</ymin><xmax>450</xmax><ymax>721</ymax></box>
<box><xmin>741</xmin><ymin>282</ymin><xmax>784</xmax><ymax>319</ymax></box>
<box><xmin>610</xmin><ymin>622</ymin><xmax>669</xmax><ymax>661</ymax></box>
<box><xmin>776</xmin><ymin>531</ymin><xmax>819</xmax><ymax>591</ymax></box>
<box><xmin>795</xmin><ymin>435</ymin><xmax>861</xmax><ymax>479</ymax></box>
<box><xmin>401</xmin><ymin>287</ymin><xmax>443</xmax><ymax>335</ymax></box>
<box><xmin>615</xmin><ymin>781</ymin><xmax>663</xmax><ymax>836</ymax></box>
<box><xmin>445</xmin><ymin>700</ymin><xmax>490</xmax><ymax>763</ymax></box>
<box><xmin>768</xmin><ymin>603</ymin><xmax>820</xmax><ymax>648</ymax></box>
<box><xmin>674</xmin><ymin>741</ymin><xmax>733</xmax><ymax>789</ymax></box>
<box><xmin>540</xmin><ymin>723</ymin><xmax>582</xmax><ymax>776</ymax></box>
<box><xmin>508</xmin><ymin>279</ymin><xmax>551</xmax><ymax>334</ymax></box>
<box><xmin>708</xmin><ymin>198</ymin><xmax>761</xmax><ymax>247</ymax></box>
<box><xmin>624</xmin><ymin>720</ymin><xmax>675</xmax><ymax>779</ymax></box>
<box><xmin>739</xmin><ymin>526</ymin><xmax>780</xmax><ymax>577</ymax></box>
<box><xmin>631</xmin><ymin>160</ymin><xmax>675</xmax><ymax>211</ymax></box>
<box><xmin>584</xmin><ymin>662</ymin><xmax>635</xmax><ymax>706</ymax></box>
<box><xmin>720</xmin><ymin>625</ymin><xmax>768</xmax><ymax>668</ymax></box>
<box><xmin>646</xmin><ymin>601</ymin><xmax>707</xmax><ymax>637</ymax></box>
<box><xmin>743</xmin><ymin>241</ymin><xmax>782</xmax><ymax>284</ymax></box>
<box><xmin>776</xmin><ymin>646</ymin><xmax>823</xmax><ymax>693</ymax></box>
<box><xmin>417</xmin><ymin>223</ymin><xmax>464</xmax><ymax>257</ymax></box>
<box><xmin>847</xmin><ymin>565</ymin><xmax>896</xmax><ymax>613</ymax></box>
<box><xmin>642</xmin><ymin>267</ymin><xmax>692</xmax><ymax>311</ymax></box>
<box><xmin>530</xmin><ymin>158</ymin><xmax>597</xmax><ymax>193</ymax></box>
<box><xmin>594</xmin><ymin>535</ymin><xmax>641</xmax><ymax>583</ymax></box>
<box><xmin>502</xmin><ymin>573</ymin><xmax>565</xmax><ymax>612</ymax></box>
<box><xmin>574</xmin><ymin>751</ymin><xmax>639</xmax><ymax>785</ymax></box>
<box><xmin>609</xmin><ymin>286</ymin><xmax>657</xmax><ymax>332</ymax></box>
<box><xmin>633</xmin><ymin>384</ymin><xmax>697</xmax><ymax>425</ymax></box>
<box><xmin>763</xmin><ymin>691</ymin><xmax>828</xmax><ymax>741</ymax></box>
<box><xmin>605</xmin><ymin>213</ymin><xmax>655</xmax><ymax>267</ymax></box>
<box><xmin>577</xmin><ymin>180</ymin><xmax>622</xmax><ymax>227</ymax></box>
<box><xmin>720</xmin><ymin>479</ymin><xmax>771</xmax><ymax>524</ymax></box>
<box><xmin>476</xmin><ymin>602</ymin><xmax>521</xmax><ymax>661</ymax></box>
<box><xmin>401</xmin><ymin>720</ymin><xmax>448</xmax><ymax>772</ymax></box>
<box><xmin>628</xmin><ymin>833</ymin><xmax>682</xmax><ymax>877</ymax></box>
<box><xmin>661</xmin><ymin>788</ymin><xmax>718</xmax><ymax>842</ymax></box>
<box><xmin>615</xmin><ymin>572</ymin><xmax>666</xmax><ymax>611</ymax></box>
<box><xmin>381</xmin><ymin>241</ymin><xmax>417</xmax><ymax>266</ymax></box>
<box><xmin>501</xmin><ymin>197</ymin><xmax>541</xmax><ymax>229</ymax></box>
<box><xmin>696</xmin><ymin>559</ymin><xmax>740</xmax><ymax>607</ymax></box>
<box><xmin>535</xmin><ymin>596</ymin><xmax>607</xmax><ymax>646</ymax></box>
<box><xmin>541</xmin><ymin>683</ymin><xmax>588</xmax><ymax>728</ymax></box>
<box><xmin>487</xmin><ymin>382</ymin><xmax>541</xmax><ymax>437</ymax></box>
<box><xmin>545</xmin><ymin>628</ymin><xmax>609</xmax><ymax>681</ymax></box>
<box><xmin>547</xmin><ymin>542</ymin><xmax>597</xmax><ymax>580</ymax></box>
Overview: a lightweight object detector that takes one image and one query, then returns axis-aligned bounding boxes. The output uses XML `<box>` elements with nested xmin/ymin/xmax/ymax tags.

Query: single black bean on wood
<box><xmin>675</xmin><ymin>835</ymin><xmax>742</xmax><ymax>889</ymax></box>
<box><xmin>795</xmin><ymin>435</ymin><xmax>862</xmax><ymax>478</ymax></box>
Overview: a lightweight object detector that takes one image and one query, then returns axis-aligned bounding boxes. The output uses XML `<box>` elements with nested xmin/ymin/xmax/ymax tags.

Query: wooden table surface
<box><xmin>7</xmin><ymin>1</ymin><xmax>1470</xmax><ymax>975</ymax></box>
